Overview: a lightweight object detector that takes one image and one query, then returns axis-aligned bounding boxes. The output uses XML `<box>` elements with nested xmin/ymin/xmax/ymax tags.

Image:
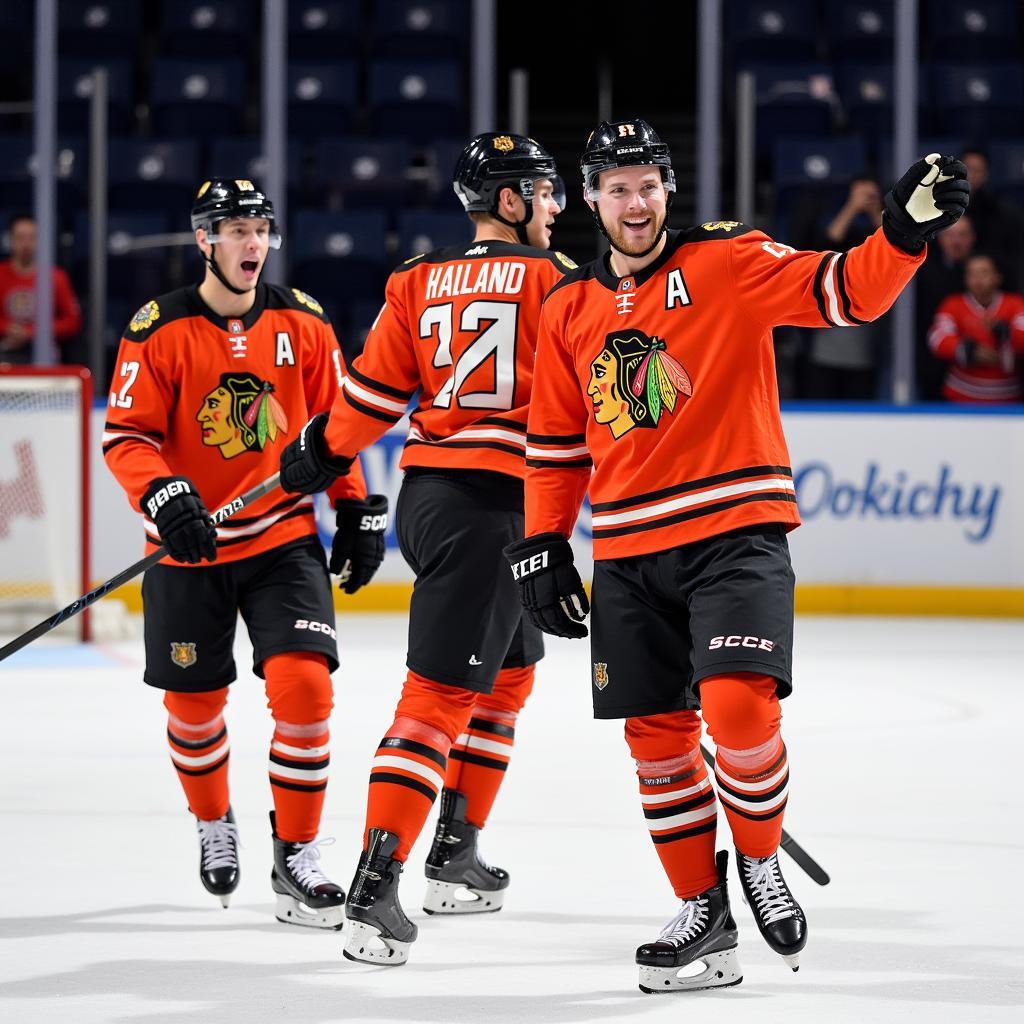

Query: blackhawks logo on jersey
<box><xmin>701</xmin><ymin>220</ymin><xmax>740</xmax><ymax>232</ymax></box>
<box><xmin>555</xmin><ymin>251</ymin><xmax>578</xmax><ymax>270</ymax></box>
<box><xmin>196</xmin><ymin>372</ymin><xmax>289</xmax><ymax>459</ymax></box>
<box><xmin>588</xmin><ymin>330</ymin><xmax>692</xmax><ymax>440</ymax></box>
<box><xmin>129</xmin><ymin>300</ymin><xmax>160</xmax><ymax>333</ymax></box>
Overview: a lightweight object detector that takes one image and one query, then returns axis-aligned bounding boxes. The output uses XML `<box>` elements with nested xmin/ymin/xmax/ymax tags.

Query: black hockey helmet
<box><xmin>453</xmin><ymin>133</ymin><xmax>564</xmax><ymax>241</ymax></box>
<box><xmin>581</xmin><ymin>118</ymin><xmax>676</xmax><ymax>200</ymax></box>
<box><xmin>190</xmin><ymin>178</ymin><xmax>281</xmax><ymax>249</ymax></box>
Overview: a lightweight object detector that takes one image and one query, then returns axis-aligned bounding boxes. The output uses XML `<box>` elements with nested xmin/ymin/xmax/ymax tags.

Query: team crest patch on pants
<box><xmin>593</xmin><ymin>662</ymin><xmax>610</xmax><ymax>690</ymax></box>
<box><xmin>170</xmin><ymin>642</ymin><xmax>197</xmax><ymax>668</ymax></box>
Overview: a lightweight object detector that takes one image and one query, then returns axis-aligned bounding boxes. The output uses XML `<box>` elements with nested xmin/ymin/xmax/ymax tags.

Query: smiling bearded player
<box><xmin>503</xmin><ymin>118</ymin><xmax>969</xmax><ymax>992</ymax></box>
<box><xmin>104</xmin><ymin>178</ymin><xmax>388</xmax><ymax>926</ymax></box>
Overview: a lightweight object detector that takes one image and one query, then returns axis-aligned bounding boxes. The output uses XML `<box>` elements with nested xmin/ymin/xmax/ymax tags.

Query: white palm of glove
<box><xmin>905</xmin><ymin>153</ymin><xmax>954</xmax><ymax>224</ymax></box>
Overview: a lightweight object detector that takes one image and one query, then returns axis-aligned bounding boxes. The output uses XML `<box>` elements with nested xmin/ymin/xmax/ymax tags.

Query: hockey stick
<box><xmin>0</xmin><ymin>473</ymin><xmax>281</xmax><ymax>665</ymax></box>
<box><xmin>699</xmin><ymin>742</ymin><xmax>831</xmax><ymax>886</ymax></box>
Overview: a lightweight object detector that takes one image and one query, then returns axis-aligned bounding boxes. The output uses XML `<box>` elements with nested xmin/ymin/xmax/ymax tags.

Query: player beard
<box><xmin>605</xmin><ymin>209</ymin><xmax>667</xmax><ymax>257</ymax></box>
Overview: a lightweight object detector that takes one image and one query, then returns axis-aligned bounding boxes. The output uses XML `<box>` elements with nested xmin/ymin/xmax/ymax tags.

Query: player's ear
<box><xmin>196</xmin><ymin>228</ymin><xmax>210</xmax><ymax>255</ymax></box>
<box><xmin>498</xmin><ymin>185</ymin><xmax>519</xmax><ymax>216</ymax></box>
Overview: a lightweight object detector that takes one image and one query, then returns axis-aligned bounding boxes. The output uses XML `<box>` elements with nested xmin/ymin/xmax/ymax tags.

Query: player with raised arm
<box><xmin>278</xmin><ymin>133</ymin><xmax>575</xmax><ymax>964</ymax></box>
<box><xmin>504</xmin><ymin>119</ymin><xmax>969</xmax><ymax>992</ymax></box>
<box><xmin>104</xmin><ymin>179</ymin><xmax>388</xmax><ymax>927</ymax></box>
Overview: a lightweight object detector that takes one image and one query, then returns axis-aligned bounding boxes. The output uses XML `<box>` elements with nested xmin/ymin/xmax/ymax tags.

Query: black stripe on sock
<box><xmin>270</xmin><ymin>777</ymin><xmax>328</xmax><ymax>793</ymax></box>
<box><xmin>377</xmin><ymin>736</ymin><xmax>447</xmax><ymax>769</ymax></box>
<box><xmin>173</xmin><ymin>753</ymin><xmax>229</xmax><ymax>777</ymax></box>
<box><xmin>643</xmin><ymin>791</ymin><xmax>716</xmax><ymax>820</ymax></box>
<box><xmin>167</xmin><ymin>725</ymin><xmax>226</xmax><ymax>751</ymax></box>
<box><xmin>718</xmin><ymin>795</ymin><xmax>788</xmax><ymax>822</ymax></box>
<box><xmin>651</xmin><ymin>819</ymin><xmax>718</xmax><ymax>844</ymax></box>
<box><xmin>449</xmin><ymin>749</ymin><xmax>509</xmax><ymax>772</ymax></box>
<box><xmin>269</xmin><ymin>752</ymin><xmax>330</xmax><ymax>772</ymax></box>
<box><xmin>467</xmin><ymin>717</ymin><xmax>516</xmax><ymax>740</ymax></box>
<box><xmin>369</xmin><ymin>770</ymin><xmax>438</xmax><ymax>802</ymax></box>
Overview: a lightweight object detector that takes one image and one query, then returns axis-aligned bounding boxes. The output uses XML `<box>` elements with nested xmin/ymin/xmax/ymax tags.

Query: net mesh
<box><xmin>0</xmin><ymin>374</ymin><xmax>84</xmax><ymax>638</ymax></box>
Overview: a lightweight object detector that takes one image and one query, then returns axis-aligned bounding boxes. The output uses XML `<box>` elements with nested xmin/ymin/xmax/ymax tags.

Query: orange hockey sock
<box><xmin>445</xmin><ymin>665</ymin><xmax>535</xmax><ymax>828</ymax></box>
<box><xmin>701</xmin><ymin>673</ymin><xmax>788</xmax><ymax>859</ymax></box>
<box><xmin>164</xmin><ymin>688</ymin><xmax>230</xmax><ymax>822</ymax></box>
<box><xmin>264</xmin><ymin>652</ymin><xmax>334</xmax><ymax>843</ymax></box>
<box><xmin>364</xmin><ymin>671</ymin><xmax>476</xmax><ymax>861</ymax></box>
<box><xmin>626</xmin><ymin>711</ymin><xmax>718</xmax><ymax>899</ymax></box>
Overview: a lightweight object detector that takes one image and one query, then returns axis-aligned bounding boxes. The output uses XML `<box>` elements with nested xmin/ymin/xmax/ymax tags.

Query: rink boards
<box><xmin>79</xmin><ymin>405</ymin><xmax>1024</xmax><ymax>616</ymax></box>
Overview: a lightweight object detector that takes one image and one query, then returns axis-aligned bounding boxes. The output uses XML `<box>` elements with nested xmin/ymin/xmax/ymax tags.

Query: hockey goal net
<box><xmin>0</xmin><ymin>366</ymin><xmax>91</xmax><ymax>642</ymax></box>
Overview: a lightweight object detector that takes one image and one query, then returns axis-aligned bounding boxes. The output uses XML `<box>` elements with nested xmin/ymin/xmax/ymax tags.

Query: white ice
<box><xmin>1</xmin><ymin>614</ymin><xmax>1022</xmax><ymax>1024</ymax></box>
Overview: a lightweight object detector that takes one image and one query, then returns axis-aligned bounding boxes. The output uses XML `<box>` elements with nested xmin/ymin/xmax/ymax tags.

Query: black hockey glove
<box><xmin>141</xmin><ymin>476</ymin><xmax>217</xmax><ymax>564</ymax></box>
<box><xmin>279</xmin><ymin>412</ymin><xmax>355</xmax><ymax>495</ymax></box>
<box><xmin>504</xmin><ymin>532</ymin><xmax>590</xmax><ymax>639</ymax></box>
<box><xmin>331</xmin><ymin>495</ymin><xmax>389</xmax><ymax>594</ymax></box>
<box><xmin>882</xmin><ymin>153</ymin><xmax>970</xmax><ymax>254</ymax></box>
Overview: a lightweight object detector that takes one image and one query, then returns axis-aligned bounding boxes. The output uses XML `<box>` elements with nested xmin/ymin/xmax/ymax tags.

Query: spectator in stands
<box><xmin>801</xmin><ymin>176</ymin><xmax>884</xmax><ymax>400</ymax></box>
<box><xmin>0</xmin><ymin>213</ymin><xmax>82</xmax><ymax>364</ymax></box>
<box><xmin>960</xmin><ymin>146</ymin><xmax>1024</xmax><ymax>290</ymax></box>
<box><xmin>927</xmin><ymin>252</ymin><xmax>1024</xmax><ymax>403</ymax></box>
<box><xmin>915</xmin><ymin>215</ymin><xmax>977</xmax><ymax>399</ymax></box>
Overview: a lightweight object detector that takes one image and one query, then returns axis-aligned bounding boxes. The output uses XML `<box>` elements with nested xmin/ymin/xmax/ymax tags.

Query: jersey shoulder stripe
<box><xmin>121</xmin><ymin>288</ymin><xmax>192</xmax><ymax>342</ymax></box>
<box><xmin>264</xmin><ymin>282</ymin><xmax>331</xmax><ymax>323</ymax></box>
<box><xmin>683</xmin><ymin>220</ymin><xmax>757</xmax><ymax>242</ymax></box>
<box><xmin>543</xmin><ymin>259</ymin><xmax>600</xmax><ymax>302</ymax></box>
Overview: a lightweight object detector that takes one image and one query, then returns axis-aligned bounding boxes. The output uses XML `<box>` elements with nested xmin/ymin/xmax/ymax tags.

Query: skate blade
<box><xmin>274</xmin><ymin>892</ymin><xmax>345</xmax><ymax>930</ymax></box>
<box><xmin>638</xmin><ymin>947</ymin><xmax>742</xmax><ymax>994</ymax></box>
<box><xmin>219</xmin><ymin>894</ymin><xmax>231</xmax><ymax>909</ymax></box>
<box><xmin>342</xmin><ymin>919</ymin><xmax>411</xmax><ymax>966</ymax></box>
<box><xmin>783</xmin><ymin>952</ymin><xmax>800</xmax><ymax>971</ymax></box>
<box><xmin>422</xmin><ymin>879</ymin><xmax>506</xmax><ymax>915</ymax></box>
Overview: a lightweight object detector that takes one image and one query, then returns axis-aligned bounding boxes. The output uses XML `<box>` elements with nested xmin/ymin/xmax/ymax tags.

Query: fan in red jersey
<box><xmin>279</xmin><ymin>131</ymin><xmax>575</xmax><ymax>965</ymax></box>
<box><xmin>105</xmin><ymin>178</ymin><xmax>389</xmax><ymax>928</ymax></box>
<box><xmin>504</xmin><ymin>118</ymin><xmax>970</xmax><ymax>993</ymax></box>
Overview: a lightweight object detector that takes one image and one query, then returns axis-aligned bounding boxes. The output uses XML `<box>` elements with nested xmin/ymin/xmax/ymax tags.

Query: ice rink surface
<box><xmin>1</xmin><ymin>613</ymin><xmax>1022</xmax><ymax>1024</ymax></box>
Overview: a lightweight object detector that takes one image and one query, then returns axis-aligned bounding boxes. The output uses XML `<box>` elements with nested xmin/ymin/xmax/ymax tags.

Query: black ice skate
<box><xmin>423</xmin><ymin>788</ymin><xmax>510</xmax><ymax>915</ymax></box>
<box><xmin>196</xmin><ymin>806</ymin><xmax>240</xmax><ymax>909</ymax></box>
<box><xmin>735</xmin><ymin>847</ymin><xmax>807</xmax><ymax>970</ymax></box>
<box><xmin>636</xmin><ymin>850</ymin><xmax>743</xmax><ymax>994</ymax></box>
<box><xmin>269</xmin><ymin>811</ymin><xmax>345</xmax><ymax>930</ymax></box>
<box><xmin>343</xmin><ymin>828</ymin><xmax>418</xmax><ymax>965</ymax></box>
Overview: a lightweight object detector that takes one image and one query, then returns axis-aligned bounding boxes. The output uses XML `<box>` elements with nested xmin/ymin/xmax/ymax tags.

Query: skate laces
<box><xmin>659</xmin><ymin>896</ymin><xmax>709</xmax><ymax>943</ymax></box>
<box><xmin>197</xmin><ymin>816</ymin><xmax>238</xmax><ymax>870</ymax></box>
<box><xmin>742</xmin><ymin>853</ymin><xmax>797</xmax><ymax>924</ymax></box>
<box><xmin>286</xmin><ymin>837</ymin><xmax>336</xmax><ymax>890</ymax></box>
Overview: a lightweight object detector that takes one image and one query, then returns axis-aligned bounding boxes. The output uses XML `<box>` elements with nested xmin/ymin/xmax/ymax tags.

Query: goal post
<box><xmin>0</xmin><ymin>365</ymin><xmax>92</xmax><ymax>642</ymax></box>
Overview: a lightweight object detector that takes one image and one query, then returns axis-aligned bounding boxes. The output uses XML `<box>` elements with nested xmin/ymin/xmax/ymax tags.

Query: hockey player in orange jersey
<box><xmin>104</xmin><ymin>179</ymin><xmax>388</xmax><ymax>927</ymax></box>
<box><xmin>278</xmin><ymin>133</ymin><xmax>575</xmax><ymax>964</ymax></box>
<box><xmin>503</xmin><ymin>119</ymin><xmax>970</xmax><ymax>992</ymax></box>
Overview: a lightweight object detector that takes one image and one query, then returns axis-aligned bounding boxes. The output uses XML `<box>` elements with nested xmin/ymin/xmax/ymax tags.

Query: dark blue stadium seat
<box><xmin>837</xmin><ymin>64</ymin><xmax>928</xmax><ymax>144</ymax></box>
<box><xmin>288</xmin><ymin>1</ymin><xmax>362</xmax><ymax>59</ymax></box>
<box><xmin>728</xmin><ymin>1</ymin><xmax>818</xmax><ymax>61</ymax></box>
<box><xmin>205</xmin><ymin>139</ymin><xmax>306</xmax><ymax>210</ymax></box>
<box><xmin>59</xmin><ymin>59</ymin><xmax>134</xmax><ymax>135</ymax></box>
<box><xmin>396</xmin><ymin>210</ymin><xmax>471</xmax><ymax>260</ymax></box>
<box><xmin>0</xmin><ymin>136</ymin><xmax>86</xmax><ymax>209</ymax></box>
<box><xmin>928</xmin><ymin>0</ymin><xmax>1019</xmax><ymax>59</ymax></box>
<box><xmin>158</xmin><ymin>1</ymin><xmax>250</xmax><ymax>57</ymax></box>
<box><xmin>426</xmin><ymin>139</ymin><xmax>468</xmax><ymax>206</ymax></box>
<box><xmin>343</xmin><ymin>297</ymin><xmax>387</xmax><ymax>360</ymax></box>
<box><xmin>367</xmin><ymin>60</ymin><xmax>464</xmax><ymax>144</ymax></box>
<box><xmin>773</xmin><ymin>137</ymin><xmax>868</xmax><ymax>232</ymax></box>
<box><xmin>107</xmin><ymin>139</ymin><xmax>200</xmax><ymax>213</ymax></box>
<box><xmin>151</xmin><ymin>59</ymin><xmax>247</xmax><ymax>137</ymax></box>
<box><xmin>311</xmin><ymin>139</ymin><xmax>413</xmax><ymax>209</ymax></box>
<box><xmin>58</xmin><ymin>0</ymin><xmax>142</xmax><ymax>58</ymax></box>
<box><xmin>987</xmin><ymin>141</ymin><xmax>1024</xmax><ymax>207</ymax></box>
<box><xmin>371</xmin><ymin>0</ymin><xmax>469</xmax><ymax>58</ymax></box>
<box><xmin>825</xmin><ymin>2</ymin><xmax>892</xmax><ymax>59</ymax></box>
<box><xmin>289</xmin><ymin>209</ymin><xmax>390</xmax><ymax>310</ymax></box>
<box><xmin>288</xmin><ymin>62</ymin><xmax>358</xmax><ymax>141</ymax></box>
<box><xmin>931</xmin><ymin>63</ymin><xmax>1024</xmax><ymax>140</ymax></box>
<box><xmin>747</xmin><ymin>64</ymin><xmax>837</xmax><ymax>157</ymax></box>
<box><xmin>72</xmin><ymin>210</ymin><xmax>171</xmax><ymax>303</ymax></box>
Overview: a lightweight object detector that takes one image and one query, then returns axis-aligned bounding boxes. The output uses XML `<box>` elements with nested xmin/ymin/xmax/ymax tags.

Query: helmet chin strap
<box><xmin>492</xmin><ymin>189</ymin><xmax>534</xmax><ymax>245</ymax></box>
<box><xmin>203</xmin><ymin>244</ymin><xmax>257</xmax><ymax>297</ymax></box>
<box><xmin>592</xmin><ymin>195</ymin><xmax>672</xmax><ymax>262</ymax></box>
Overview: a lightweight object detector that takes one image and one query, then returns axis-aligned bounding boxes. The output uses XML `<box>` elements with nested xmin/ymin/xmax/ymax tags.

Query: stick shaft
<box><xmin>0</xmin><ymin>473</ymin><xmax>281</xmax><ymax>664</ymax></box>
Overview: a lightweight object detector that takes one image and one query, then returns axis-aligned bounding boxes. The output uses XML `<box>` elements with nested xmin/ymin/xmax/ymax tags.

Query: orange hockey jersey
<box><xmin>323</xmin><ymin>239</ymin><xmax>575</xmax><ymax>477</ymax></box>
<box><xmin>928</xmin><ymin>291</ymin><xmax>1024</xmax><ymax>402</ymax></box>
<box><xmin>526</xmin><ymin>223</ymin><xmax>925</xmax><ymax>560</ymax></box>
<box><xmin>104</xmin><ymin>282</ymin><xmax>365</xmax><ymax>566</ymax></box>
